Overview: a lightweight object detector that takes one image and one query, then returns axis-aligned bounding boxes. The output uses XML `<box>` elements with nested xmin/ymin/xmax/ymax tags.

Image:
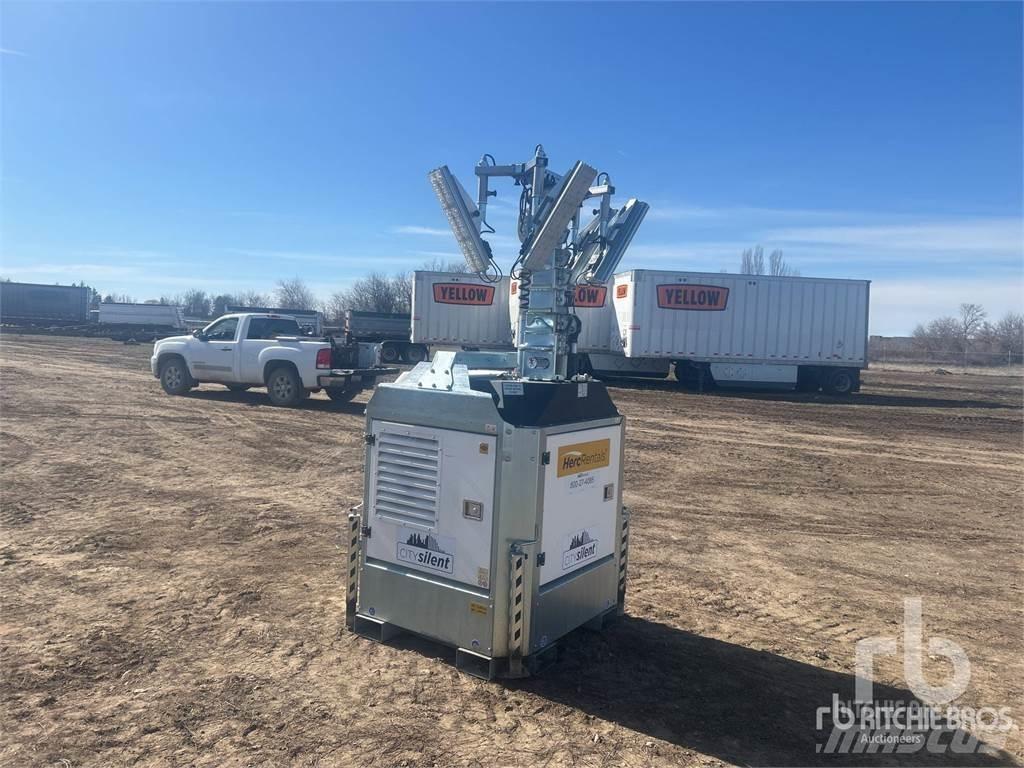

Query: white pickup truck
<box><xmin>151</xmin><ymin>313</ymin><xmax>396</xmax><ymax>407</ymax></box>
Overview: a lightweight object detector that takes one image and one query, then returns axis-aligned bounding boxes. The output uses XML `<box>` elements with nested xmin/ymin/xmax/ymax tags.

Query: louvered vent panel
<box><xmin>373</xmin><ymin>431</ymin><xmax>440</xmax><ymax>528</ymax></box>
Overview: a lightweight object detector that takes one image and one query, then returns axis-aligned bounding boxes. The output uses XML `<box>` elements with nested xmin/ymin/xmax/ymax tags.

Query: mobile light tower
<box><xmin>347</xmin><ymin>145</ymin><xmax>648</xmax><ymax>678</ymax></box>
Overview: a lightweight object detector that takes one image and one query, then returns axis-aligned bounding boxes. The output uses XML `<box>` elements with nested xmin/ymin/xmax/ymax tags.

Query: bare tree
<box><xmin>990</xmin><ymin>312</ymin><xmax>1023</xmax><ymax>363</ymax></box>
<box><xmin>275</xmin><ymin>278</ymin><xmax>318</xmax><ymax>310</ymax></box>
<box><xmin>912</xmin><ymin>316</ymin><xmax>962</xmax><ymax>360</ymax></box>
<box><xmin>912</xmin><ymin>304</ymin><xmax>997</xmax><ymax>366</ymax></box>
<box><xmin>234</xmin><ymin>289</ymin><xmax>270</xmax><ymax>307</ymax></box>
<box><xmin>741</xmin><ymin>245</ymin><xmax>799</xmax><ymax>276</ymax></box>
<box><xmin>740</xmin><ymin>246</ymin><xmax>765</xmax><ymax>275</ymax></box>
<box><xmin>393</xmin><ymin>271</ymin><xmax>413</xmax><ymax>312</ymax></box>
<box><xmin>958</xmin><ymin>303</ymin><xmax>987</xmax><ymax>343</ymax></box>
<box><xmin>181</xmin><ymin>289</ymin><xmax>211</xmax><ymax>317</ymax></box>
<box><xmin>420</xmin><ymin>257</ymin><xmax>468</xmax><ymax>274</ymax></box>
<box><xmin>211</xmin><ymin>293</ymin><xmax>235</xmax><ymax>317</ymax></box>
<box><xmin>327</xmin><ymin>271</ymin><xmax>411</xmax><ymax>320</ymax></box>
<box><xmin>322</xmin><ymin>292</ymin><xmax>347</xmax><ymax>325</ymax></box>
<box><xmin>768</xmin><ymin>249</ymin><xmax>799</xmax><ymax>277</ymax></box>
<box><xmin>102</xmin><ymin>292</ymin><xmax>137</xmax><ymax>304</ymax></box>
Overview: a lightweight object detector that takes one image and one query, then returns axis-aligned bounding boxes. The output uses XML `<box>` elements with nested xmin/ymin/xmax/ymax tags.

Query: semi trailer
<box><xmin>513</xmin><ymin>270</ymin><xmax>870</xmax><ymax>393</ymax></box>
<box><xmin>0</xmin><ymin>282</ymin><xmax>91</xmax><ymax>325</ymax></box>
<box><xmin>96</xmin><ymin>302</ymin><xmax>185</xmax><ymax>330</ymax></box>
<box><xmin>613</xmin><ymin>270</ymin><xmax>870</xmax><ymax>394</ymax></box>
<box><xmin>412</xmin><ymin>271</ymin><xmax>513</xmax><ymax>353</ymax></box>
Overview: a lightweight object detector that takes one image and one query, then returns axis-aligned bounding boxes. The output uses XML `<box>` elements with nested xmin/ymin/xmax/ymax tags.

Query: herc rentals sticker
<box><xmin>562</xmin><ymin>528</ymin><xmax>599</xmax><ymax>570</ymax></box>
<box><xmin>657</xmin><ymin>284</ymin><xmax>729</xmax><ymax>311</ymax></box>
<box><xmin>432</xmin><ymin>283</ymin><xmax>495</xmax><ymax>305</ymax></box>
<box><xmin>573</xmin><ymin>285</ymin><xmax>607</xmax><ymax>307</ymax></box>
<box><xmin>556</xmin><ymin>439</ymin><xmax>611</xmax><ymax>478</ymax></box>
<box><xmin>396</xmin><ymin>528</ymin><xmax>454</xmax><ymax>575</ymax></box>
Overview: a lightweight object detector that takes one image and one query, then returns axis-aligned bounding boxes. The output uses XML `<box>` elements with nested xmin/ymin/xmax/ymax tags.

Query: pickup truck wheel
<box><xmin>265</xmin><ymin>366</ymin><xmax>303</xmax><ymax>407</ymax></box>
<box><xmin>159</xmin><ymin>357</ymin><xmax>192</xmax><ymax>396</ymax></box>
<box><xmin>225</xmin><ymin>384</ymin><xmax>251</xmax><ymax>392</ymax></box>
<box><xmin>326</xmin><ymin>386</ymin><xmax>357</xmax><ymax>403</ymax></box>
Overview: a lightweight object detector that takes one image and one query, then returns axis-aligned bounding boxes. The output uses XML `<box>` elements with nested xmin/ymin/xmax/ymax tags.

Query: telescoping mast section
<box><xmin>348</xmin><ymin>146</ymin><xmax>649</xmax><ymax>678</ymax></box>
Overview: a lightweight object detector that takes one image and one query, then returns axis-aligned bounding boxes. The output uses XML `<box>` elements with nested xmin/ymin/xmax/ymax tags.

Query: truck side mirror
<box><xmin>193</xmin><ymin>330</ymin><xmax>207</xmax><ymax>341</ymax></box>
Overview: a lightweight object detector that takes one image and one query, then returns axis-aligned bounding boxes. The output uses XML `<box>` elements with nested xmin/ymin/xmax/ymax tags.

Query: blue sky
<box><xmin>1</xmin><ymin>1</ymin><xmax>1021</xmax><ymax>335</ymax></box>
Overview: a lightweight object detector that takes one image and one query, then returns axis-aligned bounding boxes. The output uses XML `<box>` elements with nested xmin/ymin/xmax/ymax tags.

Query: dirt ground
<box><xmin>1</xmin><ymin>334</ymin><xmax>1021</xmax><ymax>767</ymax></box>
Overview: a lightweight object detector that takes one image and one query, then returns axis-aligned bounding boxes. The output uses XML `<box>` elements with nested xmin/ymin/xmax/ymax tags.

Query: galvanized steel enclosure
<box><xmin>350</xmin><ymin>373</ymin><xmax>628</xmax><ymax>679</ymax></box>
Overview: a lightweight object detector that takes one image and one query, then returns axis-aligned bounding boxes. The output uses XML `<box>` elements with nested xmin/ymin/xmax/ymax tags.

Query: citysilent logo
<box><xmin>562</xmin><ymin>528</ymin><xmax>599</xmax><ymax>570</ymax></box>
<box><xmin>396</xmin><ymin>530</ymin><xmax>454</xmax><ymax>575</ymax></box>
<box><xmin>816</xmin><ymin>598</ymin><xmax>1016</xmax><ymax>756</ymax></box>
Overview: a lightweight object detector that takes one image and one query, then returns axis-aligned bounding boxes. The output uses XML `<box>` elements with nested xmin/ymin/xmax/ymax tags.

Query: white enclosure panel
<box><xmin>367</xmin><ymin>421</ymin><xmax>496</xmax><ymax>589</ymax></box>
<box><xmin>613</xmin><ymin>270</ymin><xmax>869</xmax><ymax>366</ymax></box>
<box><xmin>412</xmin><ymin>272</ymin><xmax>512</xmax><ymax>347</ymax></box>
<box><xmin>510</xmin><ymin>280</ymin><xmax>617</xmax><ymax>353</ymax></box>
<box><xmin>539</xmin><ymin>425</ymin><xmax>621</xmax><ymax>587</ymax></box>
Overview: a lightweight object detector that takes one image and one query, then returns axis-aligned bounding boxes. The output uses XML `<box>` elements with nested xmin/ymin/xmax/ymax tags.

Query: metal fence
<box><xmin>869</xmin><ymin>338</ymin><xmax>1022</xmax><ymax>367</ymax></box>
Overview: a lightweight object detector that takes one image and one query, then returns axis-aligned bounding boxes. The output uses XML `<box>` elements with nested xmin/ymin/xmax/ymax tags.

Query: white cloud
<box><xmin>222</xmin><ymin>247</ymin><xmax>402</xmax><ymax>266</ymax></box>
<box><xmin>762</xmin><ymin>217</ymin><xmax>1023</xmax><ymax>256</ymax></box>
<box><xmin>646</xmin><ymin>204</ymin><xmax>729</xmax><ymax>221</ymax></box>
<box><xmin>646</xmin><ymin>203</ymin><xmax>863</xmax><ymax>222</ymax></box>
<box><xmin>2</xmin><ymin>262</ymin><xmax>144</xmax><ymax>279</ymax></box>
<box><xmin>0</xmin><ymin>48</ymin><xmax>27</xmax><ymax>57</ymax></box>
<box><xmin>394</xmin><ymin>225</ymin><xmax>450</xmax><ymax>237</ymax></box>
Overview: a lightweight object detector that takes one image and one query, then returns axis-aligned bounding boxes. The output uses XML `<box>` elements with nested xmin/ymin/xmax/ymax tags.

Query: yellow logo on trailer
<box><xmin>557</xmin><ymin>439</ymin><xmax>611</xmax><ymax>478</ymax></box>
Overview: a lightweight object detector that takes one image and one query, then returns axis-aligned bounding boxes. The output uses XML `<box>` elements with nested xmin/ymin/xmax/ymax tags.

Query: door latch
<box><xmin>536</xmin><ymin>552</ymin><xmax>546</xmax><ymax>566</ymax></box>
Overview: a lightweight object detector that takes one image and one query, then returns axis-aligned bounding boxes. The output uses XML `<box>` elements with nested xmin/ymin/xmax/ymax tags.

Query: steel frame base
<box><xmin>350</xmin><ymin>610</ymin><xmax>570</xmax><ymax>682</ymax></box>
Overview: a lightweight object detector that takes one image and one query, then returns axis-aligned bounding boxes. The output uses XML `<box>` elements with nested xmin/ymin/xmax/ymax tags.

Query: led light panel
<box><xmin>571</xmin><ymin>198</ymin><xmax>649</xmax><ymax>284</ymax></box>
<box><xmin>522</xmin><ymin>161</ymin><xmax>597</xmax><ymax>271</ymax></box>
<box><xmin>428</xmin><ymin>165</ymin><xmax>492</xmax><ymax>273</ymax></box>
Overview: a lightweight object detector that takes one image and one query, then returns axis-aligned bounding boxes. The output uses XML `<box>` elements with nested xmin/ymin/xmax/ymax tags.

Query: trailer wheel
<box><xmin>159</xmin><ymin>356</ymin><xmax>193</xmax><ymax>396</ymax></box>
<box><xmin>225</xmin><ymin>384</ymin><xmax>251</xmax><ymax>392</ymax></box>
<box><xmin>326</xmin><ymin>386</ymin><xmax>357</xmax><ymax>403</ymax></box>
<box><xmin>265</xmin><ymin>365</ymin><xmax>303</xmax><ymax>407</ymax></box>
<box><xmin>823</xmin><ymin>368</ymin><xmax>856</xmax><ymax>396</ymax></box>
<box><xmin>380</xmin><ymin>343</ymin><xmax>401</xmax><ymax>364</ymax></box>
<box><xmin>403</xmin><ymin>345</ymin><xmax>428</xmax><ymax>364</ymax></box>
